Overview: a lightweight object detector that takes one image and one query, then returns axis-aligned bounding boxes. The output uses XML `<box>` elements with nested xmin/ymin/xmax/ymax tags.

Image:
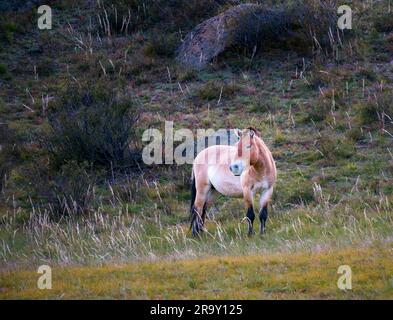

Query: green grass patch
<box><xmin>1</xmin><ymin>246</ymin><xmax>392</xmax><ymax>299</ymax></box>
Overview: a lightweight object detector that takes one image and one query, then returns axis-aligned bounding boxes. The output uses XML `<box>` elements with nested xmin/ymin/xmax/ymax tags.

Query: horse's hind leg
<box><xmin>191</xmin><ymin>183</ymin><xmax>210</xmax><ymax>236</ymax></box>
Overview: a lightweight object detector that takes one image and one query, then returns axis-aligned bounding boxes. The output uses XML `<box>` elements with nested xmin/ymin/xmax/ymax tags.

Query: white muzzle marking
<box><xmin>229</xmin><ymin>161</ymin><xmax>244</xmax><ymax>176</ymax></box>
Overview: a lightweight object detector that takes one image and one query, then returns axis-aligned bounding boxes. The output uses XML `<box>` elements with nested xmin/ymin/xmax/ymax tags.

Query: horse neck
<box><xmin>250</xmin><ymin>139</ymin><xmax>269</xmax><ymax>177</ymax></box>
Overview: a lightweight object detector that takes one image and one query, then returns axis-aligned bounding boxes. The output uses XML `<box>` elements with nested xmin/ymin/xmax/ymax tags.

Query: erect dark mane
<box><xmin>247</xmin><ymin>126</ymin><xmax>261</xmax><ymax>137</ymax></box>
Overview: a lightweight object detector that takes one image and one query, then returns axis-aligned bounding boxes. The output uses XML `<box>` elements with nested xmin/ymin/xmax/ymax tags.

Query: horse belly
<box><xmin>208</xmin><ymin>166</ymin><xmax>243</xmax><ymax>197</ymax></box>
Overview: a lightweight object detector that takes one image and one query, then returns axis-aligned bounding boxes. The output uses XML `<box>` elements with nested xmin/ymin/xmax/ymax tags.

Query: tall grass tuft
<box><xmin>95</xmin><ymin>0</ymin><xmax>226</xmax><ymax>36</ymax></box>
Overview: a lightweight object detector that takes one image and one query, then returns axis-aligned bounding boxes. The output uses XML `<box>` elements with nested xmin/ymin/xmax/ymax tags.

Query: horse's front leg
<box><xmin>259</xmin><ymin>206</ymin><xmax>268</xmax><ymax>235</ymax></box>
<box><xmin>243</xmin><ymin>187</ymin><xmax>255</xmax><ymax>236</ymax></box>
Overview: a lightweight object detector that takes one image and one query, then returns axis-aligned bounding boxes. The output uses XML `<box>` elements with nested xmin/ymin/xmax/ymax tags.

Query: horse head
<box><xmin>230</xmin><ymin>127</ymin><xmax>261</xmax><ymax>176</ymax></box>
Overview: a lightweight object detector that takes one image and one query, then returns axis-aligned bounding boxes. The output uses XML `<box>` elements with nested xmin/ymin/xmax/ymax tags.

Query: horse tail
<box><xmin>190</xmin><ymin>172</ymin><xmax>196</xmax><ymax>215</ymax></box>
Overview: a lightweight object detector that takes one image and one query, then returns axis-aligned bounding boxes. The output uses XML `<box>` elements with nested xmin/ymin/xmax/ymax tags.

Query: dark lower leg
<box><xmin>259</xmin><ymin>206</ymin><xmax>268</xmax><ymax>234</ymax></box>
<box><xmin>191</xmin><ymin>206</ymin><xmax>203</xmax><ymax>236</ymax></box>
<box><xmin>246</xmin><ymin>206</ymin><xmax>255</xmax><ymax>236</ymax></box>
<box><xmin>191</xmin><ymin>202</ymin><xmax>207</xmax><ymax>236</ymax></box>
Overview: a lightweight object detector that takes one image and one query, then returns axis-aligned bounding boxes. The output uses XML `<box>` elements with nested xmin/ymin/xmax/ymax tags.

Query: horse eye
<box><xmin>246</xmin><ymin>145</ymin><xmax>251</xmax><ymax>149</ymax></box>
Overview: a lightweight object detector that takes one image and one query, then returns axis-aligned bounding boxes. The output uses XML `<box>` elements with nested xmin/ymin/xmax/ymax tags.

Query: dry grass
<box><xmin>1</xmin><ymin>246</ymin><xmax>392</xmax><ymax>299</ymax></box>
<box><xmin>1</xmin><ymin>187</ymin><xmax>392</xmax><ymax>268</ymax></box>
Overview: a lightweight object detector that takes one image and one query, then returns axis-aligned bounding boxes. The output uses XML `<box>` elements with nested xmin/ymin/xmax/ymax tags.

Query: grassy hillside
<box><xmin>1</xmin><ymin>0</ymin><xmax>393</xmax><ymax>299</ymax></box>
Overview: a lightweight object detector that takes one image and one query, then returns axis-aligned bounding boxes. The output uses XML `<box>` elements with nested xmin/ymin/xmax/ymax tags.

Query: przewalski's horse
<box><xmin>190</xmin><ymin>127</ymin><xmax>276</xmax><ymax>236</ymax></box>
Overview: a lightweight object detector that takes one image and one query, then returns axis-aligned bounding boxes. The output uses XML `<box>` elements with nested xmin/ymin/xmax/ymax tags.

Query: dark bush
<box><xmin>233</xmin><ymin>7</ymin><xmax>293</xmax><ymax>54</ymax></box>
<box><xmin>232</xmin><ymin>0</ymin><xmax>338</xmax><ymax>56</ymax></box>
<box><xmin>44</xmin><ymin>81</ymin><xmax>140</xmax><ymax>170</ymax></box>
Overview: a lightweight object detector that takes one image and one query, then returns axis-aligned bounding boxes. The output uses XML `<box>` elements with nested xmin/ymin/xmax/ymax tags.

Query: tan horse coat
<box><xmin>190</xmin><ymin>128</ymin><xmax>276</xmax><ymax>236</ymax></box>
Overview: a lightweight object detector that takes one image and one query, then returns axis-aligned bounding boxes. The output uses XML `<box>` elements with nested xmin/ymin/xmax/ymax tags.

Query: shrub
<box><xmin>44</xmin><ymin>81</ymin><xmax>140</xmax><ymax>170</ymax></box>
<box><xmin>233</xmin><ymin>7</ymin><xmax>292</xmax><ymax>54</ymax></box>
<box><xmin>231</xmin><ymin>0</ymin><xmax>338</xmax><ymax>56</ymax></box>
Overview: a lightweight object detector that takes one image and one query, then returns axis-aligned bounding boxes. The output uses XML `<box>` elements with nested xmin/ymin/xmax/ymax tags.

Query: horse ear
<box><xmin>249</xmin><ymin>129</ymin><xmax>255</xmax><ymax>138</ymax></box>
<box><xmin>234</xmin><ymin>128</ymin><xmax>241</xmax><ymax>138</ymax></box>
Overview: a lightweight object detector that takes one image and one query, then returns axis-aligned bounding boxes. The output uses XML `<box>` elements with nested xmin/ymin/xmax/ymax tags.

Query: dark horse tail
<box><xmin>190</xmin><ymin>173</ymin><xmax>196</xmax><ymax>216</ymax></box>
<box><xmin>189</xmin><ymin>171</ymin><xmax>206</xmax><ymax>236</ymax></box>
<box><xmin>190</xmin><ymin>173</ymin><xmax>199</xmax><ymax>235</ymax></box>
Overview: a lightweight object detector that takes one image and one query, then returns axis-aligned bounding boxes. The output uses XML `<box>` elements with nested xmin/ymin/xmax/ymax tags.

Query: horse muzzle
<box><xmin>229</xmin><ymin>162</ymin><xmax>243</xmax><ymax>176</ymax></box>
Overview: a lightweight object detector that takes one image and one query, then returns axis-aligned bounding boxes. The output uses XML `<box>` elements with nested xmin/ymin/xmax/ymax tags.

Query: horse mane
<box><xmin>247</xmin><ymin>126</ymin><xmax>261</xmax><ymax>137</ymax></box>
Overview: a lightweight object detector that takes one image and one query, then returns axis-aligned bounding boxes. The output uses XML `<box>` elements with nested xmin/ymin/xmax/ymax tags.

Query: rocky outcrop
<box><xmin>176</xmin><ymin>3</ymin><xmax>262</xmax><ymax>70</ymax></box>
<box><xmin>176</xmin><ymin>2</ymin><xmax>337</xmax><ymax>69</ymax></box>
